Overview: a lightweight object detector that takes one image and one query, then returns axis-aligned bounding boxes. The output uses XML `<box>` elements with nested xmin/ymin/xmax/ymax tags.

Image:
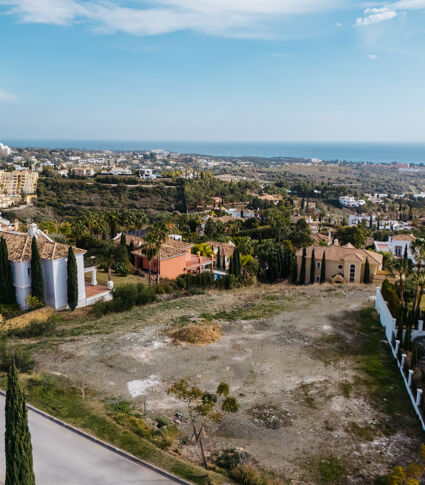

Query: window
<box><xmin>316</xmin><ymin>276</ymin><xmax>320</xmax><ymax>283</ymax></box>
<box><xmin>27</xmin><ymin>267</ymin><xmax>31</xmax><ymax>277</ymax></box>
<box><xmin>349</xmin><ymin>264</ymin><xmax>356</xmax><ymax>283</ymax></box>
<box><xmin>395</xmin><ymin>246</ymin><xmax>402</xmax><ymax>256</ymax></box>
<box><xmin>338</xmin><ymin>264</ymin><xmax>343</xmax><ymax>271</ymax></box>
<box><xmin>317</xmin><ymin>262</ymin><xmax>321</xmax><ymax>269</ymax></box>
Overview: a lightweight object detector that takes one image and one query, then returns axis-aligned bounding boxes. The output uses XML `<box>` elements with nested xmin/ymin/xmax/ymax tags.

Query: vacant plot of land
<box><xmin>30</xmin><ymin>285</ymin><xmax>422</xmax><ymax>484</ymax></box>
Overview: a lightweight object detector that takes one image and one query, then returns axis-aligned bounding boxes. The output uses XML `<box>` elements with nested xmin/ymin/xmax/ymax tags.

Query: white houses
<box><xmin>1</xmin><ymin>224</ymin><xmax>111</xmax><ymax>310</ymax></box>
<box><xmin>374</xmin><ymin>234</ymin><xmax>416</xmax><ymax>262</ymax></box>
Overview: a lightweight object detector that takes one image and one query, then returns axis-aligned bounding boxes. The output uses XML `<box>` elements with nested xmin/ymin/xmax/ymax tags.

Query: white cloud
<box><xmin>368</xmin><ymin>54</ymin><xmax>378</xmax><ymax>59</ymax></box>
<box><xmin>356</xmin><ymin>7</ymin><xmax>397</xmax><ymax>26</ymax></box>
<box><xmin>0</xmin><ymin>88</ymin><xmax>15</xmax><ymax>102</ymax></box>
<box><xmin>336</xmin><ymin>22</ymin><xmax>342</xmax><ymax>27</ymax></box>
<box><xmin>0</xmin><ymin>0</ymin><xmax>343</xmax><ymax>37</ymax></box>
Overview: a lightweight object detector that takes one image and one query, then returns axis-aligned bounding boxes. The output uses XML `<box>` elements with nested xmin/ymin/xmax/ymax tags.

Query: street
<box><xmin>0</xmin><ymin>395</ymin><xmax>177</xmax><ymax>485</ymax></box>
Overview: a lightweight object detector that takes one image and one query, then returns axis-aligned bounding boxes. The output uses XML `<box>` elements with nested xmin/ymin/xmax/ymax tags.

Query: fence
<box><xmin>375</xmin><ymin>287</ymin><xmax>425</xmax><ymax>431</ymax></box>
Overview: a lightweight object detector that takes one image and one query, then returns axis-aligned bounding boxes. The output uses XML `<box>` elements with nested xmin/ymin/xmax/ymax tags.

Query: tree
<box><xmin>67</xmin><ymin>245</ymin><xmax>78</xmax><ymax>311</ymax></box>
<box><xmin>141</xmin><ymin>234</ymin><xmax>157</xmax><ymax>286</ymax></box>
<box><xmin>30</xmin><ymin>236</ymin><xmax>45</xmax><ymax>304</ymax></box>
<box><xmin>320</xmin><ymin>252</ymin><xmax>326</xmax><ymax>283</ymax></box>
<box><xmin>404</xmin><ymin>244</ymin><xmax>408</xmax><ymax>260</ymax></box>
<box><xmin>299</xmin><ymin>247</ymin><xmax>307</xmax><ymax>285</ymax></box>
<box><xmin>216</xmin><ymin>246</ymin><xmax>221</xmax><ymax>270</ymax></box>
<box><xmin>363</xmin><ymin>258</ymin><xmax>370</xmax><ymax>284</ymax></box>
<box><xmin>168</xmin><ymin>379</ymin><xmax>239</xmax><ymax>469</ymax></box>
<box><xmin>310</xmin><ymin>248</ymin><xmax>315</xmax><ymax>284</ymax></box>
<box><xmin>5</xmin><ymin>363</ymin><xmax>36</xmax><ymax>485</ymax></box>
<box><xmin>0</xmin><ymin>237</ymin><xmax>16</xmax><ymax>305</ymax></box>
<box><xmin>335</xmin><ymin>225</ymin><xmax>366</xmax><ymax>248</ymax></box>
<box><xmin>151</xmin><ymin>222</ymin><xmax>169</xmax><ymax>284</ymax></box>
<box><xmin>231</xmin><ymin>247</ymin><xmax>241</xmax><ymax>277</ymax></box>
<box><xmin>120</xmin><ymin>232</ymin><xmax>127</xmax><ymax>247</ymax></box>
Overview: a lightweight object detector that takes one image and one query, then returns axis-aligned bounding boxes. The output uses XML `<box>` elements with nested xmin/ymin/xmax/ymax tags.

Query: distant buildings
<box><xmin>73</xmin><ymin>166</ymin><xmax>95</xmax><ymax>177</ymax></box>
<box><xmin>0</xmin><ymin>170</ymin><xmax>39</xmax><ymax>207</ymax></box>
<box><xmin>0</xmin><ymin>142</ymin><xmax>11</xmax><ymax>156</ymax></box>
<box><xmin>339</xmin><ymin>196</ymin><xmax>366</xmax><ymax>208</ymax></box>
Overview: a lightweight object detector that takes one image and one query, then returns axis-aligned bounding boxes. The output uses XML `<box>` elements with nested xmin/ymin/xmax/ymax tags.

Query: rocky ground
<box><xmin>33</xmin><ymin>284</ymin><xmax>422</xmax><ymax>484</ymax></box>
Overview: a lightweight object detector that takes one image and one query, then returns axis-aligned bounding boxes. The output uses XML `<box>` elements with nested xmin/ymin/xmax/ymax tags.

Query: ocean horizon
<box><xmin>3</xmin><ymin>139</ymin><xmax>425</xmax><ymax>164</ymax></box>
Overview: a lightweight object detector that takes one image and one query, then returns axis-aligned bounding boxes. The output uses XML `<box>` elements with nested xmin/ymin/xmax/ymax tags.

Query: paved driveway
<box><xmin>0</xmin><ymin>396</ymin><xmax>177</xmax><ymax>485</ymax></box>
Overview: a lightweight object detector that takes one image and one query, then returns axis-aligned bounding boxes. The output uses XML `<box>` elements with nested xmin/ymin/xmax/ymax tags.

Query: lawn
<box><xmin>85</xmin><ymin>270</ymin><xmax>147</xmax><ymax>288</ymax></box>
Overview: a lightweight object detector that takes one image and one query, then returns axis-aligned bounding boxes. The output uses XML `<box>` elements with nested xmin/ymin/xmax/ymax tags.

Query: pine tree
<box><xmin>5</xmin><ymin>363</ymin><xmax>36</xmax><ymax>485</ymax></box>
<box><xmin>299</xmin><ymin>247</ymin><xmax>306</xmax><ymax>285</ymax></box>
<box><xmin>363</xmin><ymin>258</ymin><xmax>370</xmax><ymax>284</ymax></box>
<box><xmin>216</xmin><ymin>246</ymin><xmax>221</xmax><ymax>270</ymax></box>
<box><xmin>320</xmin><ymin>252</ymin><xmax>326</xmax><ymax>283</ymax></box>
<box><xmin>30</xmin><ymin>236</ymin><xmax>44</xmax><ymax>304</ymax></box>
<box><xmin>67</xmin><ymin>245</ymin><xmax>78</xmax><ymax>311</ymax></box>
<box><xmin>310</xmin><ymin>248</ymin><xmax>315</xmax><ymax>284</ymax></box>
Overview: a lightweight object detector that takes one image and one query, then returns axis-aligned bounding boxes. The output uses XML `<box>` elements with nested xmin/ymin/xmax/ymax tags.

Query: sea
<box><xmin>3</xmin><ymin>139</ymin><xmax>425</xmax><ymax>164</ymax></box>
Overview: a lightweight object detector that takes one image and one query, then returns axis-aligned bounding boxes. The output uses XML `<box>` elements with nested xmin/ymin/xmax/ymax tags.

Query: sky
<box><xmin>0</xmin><ymin>0</ymin><xmax>425</xmax><ymax>142</ymax></box>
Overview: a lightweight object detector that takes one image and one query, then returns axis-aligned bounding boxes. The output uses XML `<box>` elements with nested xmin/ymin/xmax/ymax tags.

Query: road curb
<box><xmin>0</xmin><ymin>390</ymin><xmax>192</xmax><ymax>485</ymax></box>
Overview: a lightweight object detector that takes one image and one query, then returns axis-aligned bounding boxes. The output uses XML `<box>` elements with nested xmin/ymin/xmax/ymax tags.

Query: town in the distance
<box><xmin>2</xmin><ymin>139</ymin><xmax>425</xmax><ymax>485</ymax></box>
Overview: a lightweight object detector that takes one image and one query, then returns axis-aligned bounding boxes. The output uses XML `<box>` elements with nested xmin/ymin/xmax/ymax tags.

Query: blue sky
<box><xmin>0</xmin><ymin>0</ymin><xmax>425</xmax><ymax>142</ymax></box>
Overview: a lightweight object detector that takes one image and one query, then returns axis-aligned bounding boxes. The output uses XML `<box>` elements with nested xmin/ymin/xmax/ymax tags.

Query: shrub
<box><xmin>381</xmin><ymin>279</ymin><xmax>401</xmax><ymax>319</ymax></box>
<box><xmin>8</xmin><ymin>314</ymin><xmax>62</xmax><ymax>338</ymax></box>
<box><xmin>230</xmin><ymin>464</ymin><xmax>284</xmax><ymax>485</ymax></box>
<box><xmin>0</xmin><ymin>303</ymin><xmax>22</xmax><ymax>320</ymax></box>
<box><xmin>0</xmin><ymin>338</ymin><xmax>34</xmax><ymax>372</ymax></box>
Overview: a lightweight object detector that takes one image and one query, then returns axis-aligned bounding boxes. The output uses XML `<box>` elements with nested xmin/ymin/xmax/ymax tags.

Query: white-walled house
<box><xmin>374</xmin><ymin>234</ymin><xmax>416</xmax><ymax>262</ymax></box>
<box><xmin>1</xmin><ymin>224</ymin><xmax>111</xmax><ymax>310</ymax></box>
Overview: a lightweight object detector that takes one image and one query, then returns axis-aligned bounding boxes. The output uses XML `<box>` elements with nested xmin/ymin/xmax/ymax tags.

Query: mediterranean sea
<box><xmin>4</xmin><ymin>139</ymin><xmax>425</xmax><ymax>164</ymax></box>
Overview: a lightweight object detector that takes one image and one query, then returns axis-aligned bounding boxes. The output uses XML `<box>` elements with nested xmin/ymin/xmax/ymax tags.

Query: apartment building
<box><xmin>0</xmin><ymin>170</ymin><xmax>39</xmax><ymax>195</ymax></box>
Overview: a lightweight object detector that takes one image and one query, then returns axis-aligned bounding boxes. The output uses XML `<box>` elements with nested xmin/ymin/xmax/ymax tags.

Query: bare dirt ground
<box><xmin>34</xmin><ymin>284</ymin><xmax>422</xmax><ymax>483</ymax></box>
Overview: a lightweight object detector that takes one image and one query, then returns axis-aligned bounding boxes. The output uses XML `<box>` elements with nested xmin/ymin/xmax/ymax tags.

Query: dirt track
<box><xmin>35</xmin><ymin>284</ymin><xmax>421</xmax><ymax>483</ymax></box>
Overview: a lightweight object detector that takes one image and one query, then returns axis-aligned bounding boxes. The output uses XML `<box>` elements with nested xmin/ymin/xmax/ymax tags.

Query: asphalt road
<box><xmin>0</xmin><ymin>395</ymin><xmax>176</xmax><ymax>485</ymax></box>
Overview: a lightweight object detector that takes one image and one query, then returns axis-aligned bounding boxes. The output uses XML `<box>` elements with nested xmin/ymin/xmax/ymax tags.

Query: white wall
<box><xmin>11</xmin><ymin>261</ymin><xmax>31</xmax><ymax>309</ymax></box>
<box><xmin>76</xmin><ymin>253</ymin><xmax>86</xmax><ymax>307</ymax></box>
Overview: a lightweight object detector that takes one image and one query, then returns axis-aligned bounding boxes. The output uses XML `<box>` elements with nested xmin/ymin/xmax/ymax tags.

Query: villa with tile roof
<box><xmin>1</xmin><ymin>223</ymin><xmax>111</xmax><ymax>310</ymax></box>
<box><xmin>296</xmin><ymin>244</ymin><xmax>384</xmax><ymax>284</ymax></box>
<box><xmin>374</xmin><ymin>234</ymin><xmax>416</xmax><ymax>262</ymax></box>
<box><xmin>121</xmin><ymin>234</ymin><xmax>214</xmax><ymax>279</ymax></box>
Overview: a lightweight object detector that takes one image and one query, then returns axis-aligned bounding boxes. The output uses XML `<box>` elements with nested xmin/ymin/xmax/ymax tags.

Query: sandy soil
<box><xmin>34</xmin><ymin>284</ymin><xmax>421</xmax><ymax>483</ymax></box>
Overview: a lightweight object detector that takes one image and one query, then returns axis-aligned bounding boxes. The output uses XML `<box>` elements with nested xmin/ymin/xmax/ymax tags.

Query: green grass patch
<box><xmin>308</xmin><ymin>456</ymin><xmax>348</xmax><ymax>485</ymax></box>
<box><xmin>0</xmin><ymin>373</ymin><xmax>225</xmax><ymax>485</ymax></box>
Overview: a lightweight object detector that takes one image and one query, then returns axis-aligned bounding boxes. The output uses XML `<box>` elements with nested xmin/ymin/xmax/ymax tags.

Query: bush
<box><xmin>0</xmin><ymin>338</ymin><xmax>34</xmax><ymax>372</ymax></box>
<box><xmin>381</xmin><ymin>279</ymin><xmax>401</xmax><ymax>318</ymax></box>
<box><xmin>92</xmin><ymin>283</ymin><xmax>156</xmax><ymax>317</ymax></box>
<box><xmin>230</xmin><ymin>464</ymin><xmax>284</xmax><ymax>485</ymax></box>
<box><xmin>176</xmin><ymin>272</ymin><xmax>234</xmax><ymax>291</ymax></box>
<box><xmin>8</xmin><ymin>314</ymin><xmax>62</xmax><ymax>338</ymax></box>
<box><xmin>0</xmin><ymin>303</ymin><xmax>22</xmax><ymax>320</ymax></box>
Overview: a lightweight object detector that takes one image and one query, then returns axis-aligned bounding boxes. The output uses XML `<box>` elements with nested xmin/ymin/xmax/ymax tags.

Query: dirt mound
<box><xmin>169</xmin><ymin>324</ymin><xmax>222</xmax><ymax>345</ymax></box>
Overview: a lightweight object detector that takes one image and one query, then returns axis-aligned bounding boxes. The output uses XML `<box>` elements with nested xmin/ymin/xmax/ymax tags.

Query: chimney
<box><xmin>328</xmin><ymin>231</ymin><xmax>332</xmax><ymax>245</ymax></box>
<box><xmin>28</xmin><ymin>223</ymin><xmax>38</xmax><ymax>238</ymax></box>
<box><xmin>13</xmin><ymin>219</ymin><xmax>20</xmax><ymax>231</ymax></box>
<box><xmin>197</xmin><ymin>251</ymin><xmax>201</xmax><ymax>263</ymax></box>
<box><xmin>334</xmin><ymin>238</ymin><xmax>339</xmax><ymax>246</ymax></box>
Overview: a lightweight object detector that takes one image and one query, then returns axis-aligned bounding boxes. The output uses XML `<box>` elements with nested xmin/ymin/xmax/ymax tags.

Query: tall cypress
<box><xmin>364</xmin><ymin>258</ymin><xmax>371</xmax><ymax>284</ymax></box>
<box><xmin>216</xmin><ymin>246</ymin><xmax>221</xmax><ymax>270</ymax></box>
<box><xmin>320</xmin><ymin>252</ymin><xmax>326</xmax><ymax>283</ymax></box>
<box><xmin>5</xmin><ymin>363</ymin><xmax>36</xmax><ymax>485</ymax></box>
<box><xmin>30</xmin><ymin>236</ymin><xmax>44</xmax><ymax>304</ymax></box>
<box><xmin>299</xmin><ymin>247</ymin><xmax>306</xmax><ymax>285</ymax></box>
<box><xmin>120</xmin><ymin>232</ymin><xmax>126</xmax><ymax>247</ymax></box>
<box><xmin>67</xmin><ymin>245</ymin><xmax>78</xmax><ymax>311</ymax></box>
<box><xmin>404</xmin><ymin>245</ymin><xmax>408</xmax><ymax>260</ymax></box>
<box><xmin>310</xmin><ymin>248</ymin><xmax>315</xmax><ymax>284</ymax></box>
<box><xmin>222</xmin><ymin>254</ymin><xmax>226</xmax><ymax>270</ymax></box>
<box><xmin>291</xmin><ymin>257</ymin><xmax>298</xmax><ymax>284</ymax></box>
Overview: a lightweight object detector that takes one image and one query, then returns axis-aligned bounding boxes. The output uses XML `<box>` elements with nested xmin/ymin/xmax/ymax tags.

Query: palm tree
<box><xmin>142</xmin><ymin>232</ymin><xmax>158</xmax><ymax>286</ymax></box>
<box><xmin>415</xmin><ymin>270</ymin><xmax>425</xmax><ymax>313</ymax></box>
<box><xmin>152</xmin><ymin>222</ymin><xmax>169</xmax><ymax>284</ymax></box>
<box><xmin>409</xmin><ymin>239</ymin><xmax>425</xmax><ymax>313</ymax></box>
<box><xmin>386</xmin><ymin>257</ymin><xmax>409</xmax><ymax>307</ymax></box>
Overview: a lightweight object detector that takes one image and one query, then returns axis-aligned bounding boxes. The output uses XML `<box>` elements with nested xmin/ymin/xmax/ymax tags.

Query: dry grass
<box><xmin>169</xmin><ymin>324</ymin><xmax>223</xmax><ymax>345</ymax></box>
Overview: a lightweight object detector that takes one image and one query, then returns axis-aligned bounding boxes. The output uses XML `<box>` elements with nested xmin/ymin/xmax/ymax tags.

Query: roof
<box><xmin>206</xmin><ymin>241</ymin><xmax>235</xmax><ymax>257</ymax></box>
<box><xmin>392</xmin><ymin>234</ymin><xmax>415</xmax><ymax>241</ymax></box>
<box><xmin>312</xmin><ymin>233</ymin><xmax>330</xmax><ymax>245</ymax></box>
<box><xmin>296</xmin><ymin>244</ymin><xmax>383</xmax><ymax>265</ymax></box>
<box><xmin>131</xmin><ymin>236</ymin><xmax>193</xmax><ymax>260</ymax></box>
<box><xmin>0</xmin><ymin>231</ymin><xmax>86</xmax><ymax>263</ymax></box>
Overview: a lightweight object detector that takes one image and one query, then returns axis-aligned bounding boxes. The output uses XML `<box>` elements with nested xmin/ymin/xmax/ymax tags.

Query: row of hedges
<box><xmin>176</xmin><ymin>272</ymin><xmax>234</xmax><ymax>290</ymax></box>
<box><xmin>93</xmin><ymin>283</ymin><xmax>156</xmax><ymax>317</ymax></box>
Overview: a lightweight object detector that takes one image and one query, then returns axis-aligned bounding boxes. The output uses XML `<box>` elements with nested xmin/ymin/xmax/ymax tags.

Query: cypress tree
<box><xmin>229</xmin><ymin>255</ymin><xmax>233</xmax><ymax>275</ymax></box>
<box><xmin>216</xmin><ymin>246</ymin><xmax>221</xmax><ymax>270</ymax></box>
<box><xmin>291</xmin><ymin>257</ymin><xmax>298</xmax><ymax>284</ymax></box>
<box><xmin>222</xmin><ymin>254</ymin><xmax>226</xmax><ymax>270</ymax></box>
<box><xmin>67</xmin><ymin>245</ymin><xmax>78</xmax><ymax>311</ymax></box>
<box><xmin>5</xmin><ymin>363</ymin><xmax>36</xmax><ymax>485</ymax></box>
<box><xmin>0</xmin><ymin>237</ymin><xmax>15</xmax><ymax>304</ymax></box>
<box><xmin>129</xmin><ymin>240</ymin><xmax>135</xmax><ymax>264</ymax></box>
<box><xmin>404</xmin><ymin>245</ymin><xmax>408</xmax><ymax>260</ymax></box>
<box><xmin>299</xmin><ymin>247</ymin><xmax>306</xmax><ymax>285</ymax></box>
<box><xmin>320</xmin><ymin>252</ymin><xmax>326</xmax><ymax>283</ymax></box>
<box><xmin>120</xmin><ymin>232</ymin><xmax>126</xmax><ymax>246</ymax></box>
<box><xmin>30</xmin><ymin>236</ymin><xmax>44</xmax><ymax>304</ymax></box>
<box><xmin>310</xmin><ymin>248</ymin><xmax>315</xmax><ymax>284</ymax></box>
<box><xmin>364</xmin><ymin>258</ymin><xmax>370</xmax><ymax>284</ymax></box>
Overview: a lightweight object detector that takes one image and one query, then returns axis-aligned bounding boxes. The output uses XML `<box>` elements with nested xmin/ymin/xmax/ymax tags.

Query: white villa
<box><xmin>374</xmin><ymin>234</ymin><xmax>416</xmax><ymax>262</ymax></box>
<box><xmin>0</xmin><ymin>224</ymin><xmax>111</xmax><ymax>310</ymax></box>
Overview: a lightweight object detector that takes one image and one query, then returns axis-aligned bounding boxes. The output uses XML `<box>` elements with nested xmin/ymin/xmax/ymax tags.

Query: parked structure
<box><xmin>1</xmin><ymin>224</ymin><xmax>111</xmax><ymax>310</ymax></box>
<box><xmin>296</xmin><ymin>244</ymin><xmax>383</xmax><ymax>284</ymax></box>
